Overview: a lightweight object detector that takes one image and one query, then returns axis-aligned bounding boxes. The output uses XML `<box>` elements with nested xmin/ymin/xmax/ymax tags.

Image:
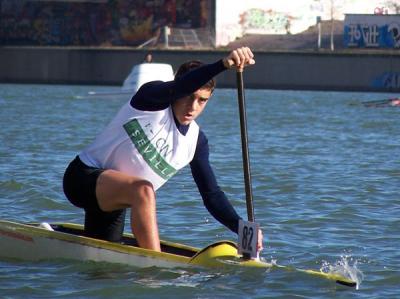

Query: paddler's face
<box><xmin>172</xmin><ymin>88</ymin><xmax>212</xmax><ymax>125</ymax></box>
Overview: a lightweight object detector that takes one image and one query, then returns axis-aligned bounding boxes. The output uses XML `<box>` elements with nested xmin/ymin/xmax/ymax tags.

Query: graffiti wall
<box><xmin>215</xmin><ymin>0</ymin><xmax>398</xmax><ymax>46</ymax></box>
<box><xmin>373</xmin><ymin>72</ymin><xmax>400</xmax><ymax>89</ymax></box>
<box><xmin>0</xmin><ymin>0</ymin><xmax>210</xmax><ymax>46</ymax></box>
<box><xmin>344</xmin><ymin>14</ymin><xmax>400</xmax><ymax>48</ymax></box>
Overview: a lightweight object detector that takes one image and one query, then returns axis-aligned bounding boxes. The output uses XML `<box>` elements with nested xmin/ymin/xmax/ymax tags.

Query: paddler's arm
<box><xmin>131</xmin><ymin>60</ymin><xmax>227</xmax><ymax>111</ymax></box>
<box><xmin>190</xmin><ymin>131</ymin><xmax>242</xmax><ymax>233</ymax></box>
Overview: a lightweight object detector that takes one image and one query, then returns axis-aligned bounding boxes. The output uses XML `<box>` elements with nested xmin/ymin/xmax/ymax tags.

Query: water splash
<box><xmin>320</xmin><ymin>255</ymin><xmax>364</xmax><ymax>289</ymax></box>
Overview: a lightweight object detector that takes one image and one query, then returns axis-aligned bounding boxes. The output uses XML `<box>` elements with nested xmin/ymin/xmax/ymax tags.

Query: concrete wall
<box><xmin>1</xmin><ymin>46</ymin><xmax>399</xmax><ymax>92</ymax></box>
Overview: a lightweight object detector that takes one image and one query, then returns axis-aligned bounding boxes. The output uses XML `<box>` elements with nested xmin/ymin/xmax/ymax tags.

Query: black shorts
<box><xmin>63</xmin><ymin>156</ymin><xmax>126</xmax><ymax>242</ymax></box>
<box><xmin>63</xmin><ymin>156</ymin><xmax>104</xmax><ymax>211</ymax></box>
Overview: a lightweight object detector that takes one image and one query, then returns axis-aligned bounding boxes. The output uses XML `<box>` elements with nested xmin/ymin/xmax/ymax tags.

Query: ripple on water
<box><xmin>1</xmin><ymin>86</ymin><xmax>399</xmax><ymax>297</ymax></box>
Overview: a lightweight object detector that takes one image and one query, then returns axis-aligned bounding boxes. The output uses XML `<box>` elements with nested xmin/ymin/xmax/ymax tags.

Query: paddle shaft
<box><xmin>236</xmin><ymin>69</ymin><xmax>255</xmax><ymax>222</ymax></box>
<box><xmin>362</xmin><ymin>98</ymin><xmax>396</xmax><ymax>107</ymax></box>
<box><xmin>362</xmin><ymin>98</ymin><xmax>395</xmax><ymax>105</ymax></box>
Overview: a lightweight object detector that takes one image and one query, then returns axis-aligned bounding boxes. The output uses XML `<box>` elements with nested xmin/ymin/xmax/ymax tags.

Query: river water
<box><xmin>0</xmin><ymin>84</ymin><xmax>399</xmax><ymax>298</ymax></box>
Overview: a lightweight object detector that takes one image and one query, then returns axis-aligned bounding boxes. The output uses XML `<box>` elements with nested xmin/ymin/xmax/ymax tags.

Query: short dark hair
<box><xmin>175</xmin><ymin>60</ymin><xmax>216</xmax><ymax>92</ymax></box>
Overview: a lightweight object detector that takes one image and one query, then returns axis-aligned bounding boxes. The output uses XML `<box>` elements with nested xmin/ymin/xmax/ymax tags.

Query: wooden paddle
<box><xmin>236</xmin><ymin>67</ymin><xmax>255</xmax><ymax>222</ymax></box>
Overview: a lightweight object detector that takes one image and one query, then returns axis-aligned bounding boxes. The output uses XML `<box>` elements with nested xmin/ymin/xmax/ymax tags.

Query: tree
<box><xmin>385</xmin><ymin>1</ymin><xmax>400</xmax><ymax>14</ymax></box>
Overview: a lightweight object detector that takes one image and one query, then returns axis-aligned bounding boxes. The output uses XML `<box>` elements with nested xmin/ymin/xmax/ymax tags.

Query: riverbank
<box><xmin>1</xmin><ymin>46</ymin><xmax>399</xmax><ymax>92</ymax></box>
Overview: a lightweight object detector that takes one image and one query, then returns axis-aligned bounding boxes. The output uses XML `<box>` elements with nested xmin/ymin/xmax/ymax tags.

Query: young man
<box><xmin>63</xmin><ymin>47</ymin><xmax>263</xmax><ymax>252</ymax></box>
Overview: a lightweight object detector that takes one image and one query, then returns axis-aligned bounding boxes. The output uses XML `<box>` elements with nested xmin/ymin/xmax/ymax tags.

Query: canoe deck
<box><xmin>0</xmin><ymin>220</ymin><xmax>244</xmax><ymax>269</ymax></box>
<box><xmin>51</xmin><ymin>223</ymin><xmax>198</xmax><ymax>258</ymax></box>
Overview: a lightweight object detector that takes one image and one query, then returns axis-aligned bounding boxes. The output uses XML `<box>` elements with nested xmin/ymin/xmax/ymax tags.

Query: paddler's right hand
<box><xmin>257</xmin><ymin>228</ymin><xmax>264</xmax><ymax>253</ymax></box>
<box><xmin>223</xmin><ymin>47</ymin><xmax>255</xmax><ymax>70</ymax></box>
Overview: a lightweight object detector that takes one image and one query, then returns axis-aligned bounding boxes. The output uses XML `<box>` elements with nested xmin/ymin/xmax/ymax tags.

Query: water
<box><xmin>0</xmin><ymin>84</ymin><xmax>399</xmax><ymax>298</ymax></box>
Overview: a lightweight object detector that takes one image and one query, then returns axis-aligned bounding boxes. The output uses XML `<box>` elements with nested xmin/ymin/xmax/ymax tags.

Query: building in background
<box><xmin>0</xmin><ymin>0</ymin><xmax>214</xmax><ymax>47</ymax></box>
<box><xmin>0</xmin><ymin>0</ymin><xmax>399</xmax><ymax>49</ymax></box>
<box><xmin>214</xmin><ymin>0</ymin><xmax>399</xmax><ymax>47</ymax></box>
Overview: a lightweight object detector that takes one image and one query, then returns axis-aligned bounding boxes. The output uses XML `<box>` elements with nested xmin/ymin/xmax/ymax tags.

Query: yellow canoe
<box><xmin>0</xmin><ymin>220</ymin><xmax>356</xmax><ymax>287</ymax></box>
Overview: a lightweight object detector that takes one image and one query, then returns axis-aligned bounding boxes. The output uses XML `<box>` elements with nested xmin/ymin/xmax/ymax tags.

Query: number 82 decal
<box><xmin>238</xmin><ymin>219</ymin><xmax>259</xmax><ymax>258</ymax></box>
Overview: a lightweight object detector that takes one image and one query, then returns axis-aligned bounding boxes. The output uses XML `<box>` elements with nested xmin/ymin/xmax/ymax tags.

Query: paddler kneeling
<box><xmin>63</xmin><ymin>47</ymin><xmax>263</xmax><ymax>254</ymax></box>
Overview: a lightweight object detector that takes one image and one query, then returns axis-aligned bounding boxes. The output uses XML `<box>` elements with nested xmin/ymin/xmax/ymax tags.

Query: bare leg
<box><xmin>129</xmin><ymin>181</ymin><xmax>160</xmax><ymax>251</ymax></box>
<box><xmin>95</xmin><ymin>169</ymin><xmax>161</xmax><ymax>252</ymax></box>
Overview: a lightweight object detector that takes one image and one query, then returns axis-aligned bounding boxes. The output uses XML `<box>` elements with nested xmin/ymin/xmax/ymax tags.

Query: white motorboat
<box><xmin>76</xmin><ymin>63</ymin><xmax>174</xmax><ymax>100</ymax></box>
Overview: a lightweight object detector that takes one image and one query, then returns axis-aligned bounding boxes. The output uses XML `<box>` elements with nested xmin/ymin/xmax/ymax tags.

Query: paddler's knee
<box><xmin>130</xmin><ymin>179</ymin><xmax>156</xmax><ymax>205</ymax></box>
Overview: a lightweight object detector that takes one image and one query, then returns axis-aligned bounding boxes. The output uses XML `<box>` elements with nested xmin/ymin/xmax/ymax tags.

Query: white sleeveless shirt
<box><xmin>79</xmin><ymin>102</ymin><xmax>199</xmax><ymax>190</ymax></box>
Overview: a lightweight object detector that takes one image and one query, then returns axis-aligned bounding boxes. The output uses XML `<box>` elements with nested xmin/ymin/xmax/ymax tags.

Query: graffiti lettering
<box><xmin>347</xmin><ymin>24</ymin><xmax>361</xmax><ymax>46</ymax></box>
<box><xmin>347</xmin><ymin>24</ymin><xmax>379</xmax><ymax>47</ymax></box>
<box><xmin>384</xmin><ymin>73</ymin><xmax>400</xmax><ymax>89</ymax></box>
<box><xmin>388</xmin><ymin>23</ymin><xmax>400</xmax><ymax>47</ymax></box>
<box><xmin>345</xmin><ymin>15</ymin><xmax>400</xmax><ymax>49</ymax></box>
<box><xmin>373</xmin><ymin>72</ymin><xmax>400</xmax><ymax>90</ymax></box>
<box><xmin>240</xmin><ymin>9</ymin><xmax>291</xmax><ymax>34</ymax></box>
<box><xmin>361</xmin><ymin>24</ymin><xmax>379</xmax><ymax>47</ymax></box>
